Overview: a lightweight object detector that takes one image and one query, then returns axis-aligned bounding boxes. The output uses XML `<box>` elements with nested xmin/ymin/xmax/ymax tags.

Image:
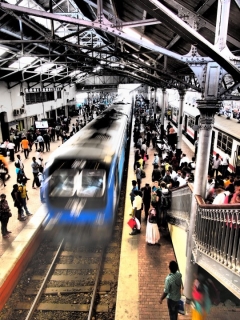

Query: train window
<box><xmin>188</xmin><ymin>116</ymin><xmax>194</xmax><ymax>129</ymax></box>
<box><xmin>77</xmin><ymin>169</ymin><xmax>106</xmax><ymax>197</ymax></box>
<box><xmin>217</xmin><ymin>132</ymin><xmax>233</xmax><ymax>154</ymax></box>
<box><xmin>49</xmin><ymin>169</ymin><xmax>78</xmax><ymax>197</ymax></box>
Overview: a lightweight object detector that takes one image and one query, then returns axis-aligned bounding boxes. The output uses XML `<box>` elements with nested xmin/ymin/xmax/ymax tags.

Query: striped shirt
<box><xmin>164</xmin><ymin>271</ymin><xmax>182</xmax><ymax>301</ymax></box>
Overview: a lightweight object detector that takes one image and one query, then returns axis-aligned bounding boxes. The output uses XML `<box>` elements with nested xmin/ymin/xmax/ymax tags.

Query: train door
<box><xmin>184</xmin><ymin>114</ymin><xmax>188</xmax><ymax>133</ymax></box>
<box><xmin>209</xmin><ymin>131</ymin><xmax>215</xmax><ymax>170</ymax></box>
<box><xmin>194</xmin><ymin>115</ymin><xmax>200</xmax><ymax>141</ymax></box>
<box><xmin>234</xmin><ymin>145</ymin><xmax>240</xmax><ymax>175</ymax></box>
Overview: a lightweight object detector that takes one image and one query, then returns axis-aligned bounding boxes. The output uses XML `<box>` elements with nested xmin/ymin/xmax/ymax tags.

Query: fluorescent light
<box><xmin>9</xmin><ymin>56</ymin><xmax>36</xmax><ymax>69</ymax></box>
<box><xmin>123</xmin><ymin>27</ymin><xmax>154</xmax><ymax>45</ymax></box>
<box><xmin>51</xmin><ymin>66</ymin><xmax>65</xmax><ymax>74</ymax></box>
<box><xmin>110</xmin><ymin>63</ymin><xmax>119</xmax><ymax>67</ymax></box>
<box><xmin>35</xmin><ymin>62</ymin><xmax>55</xmax><ymax>72</ymax></box>
<box><xmin>0</xmin><ymin>46</ymin><xmax>8</xmax><ymax>56</ymax></box>
<box><xmin>93</xmin><ymin>66</ymin><xmax>102</xmax><ymax>72</ymax></box>
<box><xmin>69</xmin><ymin>70</ymin><xmax>81</xmax><ymax>77</ymax></box>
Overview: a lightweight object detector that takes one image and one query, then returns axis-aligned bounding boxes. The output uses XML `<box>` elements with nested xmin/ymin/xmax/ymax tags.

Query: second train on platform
<box><xmin>170</xmin><ymin>104</ymin><xmax>240</xmax><ymax>175</ymax></box>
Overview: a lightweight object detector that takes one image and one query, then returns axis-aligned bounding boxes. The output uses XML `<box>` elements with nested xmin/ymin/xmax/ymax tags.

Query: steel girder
<box><xmin>134</xmin><ymin>0</ymin><xmax>240</xmax><ymax>81</ymax></box>
<box><xmin>0</xmin><ymin>2</ymin><xmax>200</xmax><ymax>89</ymax></box>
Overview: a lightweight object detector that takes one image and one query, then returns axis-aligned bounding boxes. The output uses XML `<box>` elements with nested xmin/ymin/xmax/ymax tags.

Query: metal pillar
<box><xmin>154</xmin><ymin>88</ymin><xmax>157</xmax><ymax>120</ymax></box>
<box><xmin>160</xmin><ymin>88</ymin><xmax>166</xmax><ymax>139</ymax></box>
<box><xmin>184</xmin><ymin>100</ymin><xmax>220</xmax><ymax>300</ymax></box>
<box><xmin>214</xmin><ymin>0</ymin><xmax>231</xmax><ymax>51</ymax></box>
<box><xmin>176</xmin><ymin>89</ymin><xmax>185</xmax><ymax>156</ymax></box>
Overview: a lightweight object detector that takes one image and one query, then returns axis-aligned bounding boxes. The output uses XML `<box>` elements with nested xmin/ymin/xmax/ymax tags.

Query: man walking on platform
<box><xmin>21</xmin><ymin>136</ymin><xmax>29</xmax><ymax>159</ymax></box>
<box><xmin>159</xmin><ymin>260</ymin><xmax>182</xmax><ymax>320</ymax></box>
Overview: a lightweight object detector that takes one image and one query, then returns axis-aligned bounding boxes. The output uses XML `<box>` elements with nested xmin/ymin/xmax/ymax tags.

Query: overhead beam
<box><xmin>0</xmin><ymin>3</ymin><xmax>184</xmax><ymax>61</ymax></box>
<box><xmin>133</xmin><ymin>0</ymin><xmax>240</xmax><ymax>80</ymax></box>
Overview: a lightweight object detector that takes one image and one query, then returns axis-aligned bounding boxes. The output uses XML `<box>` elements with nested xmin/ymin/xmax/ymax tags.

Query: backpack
<box><xmin>141</xmin><ymin>169</ymin><xmax>146</xmax><ymax>178</ymax></box>
<box><xmin>151</xmin><ymin>188</ymin><xmax>159</xmax><ymax>203</ymax></box>
<box><xmin>161</xmin><ymin>191</ymin><xmax>170</xmax><ymax>208</ymax></box>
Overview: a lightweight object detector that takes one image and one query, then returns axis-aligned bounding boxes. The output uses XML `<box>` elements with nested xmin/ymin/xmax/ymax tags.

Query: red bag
<box><xmin>128</xmin><ymin>218</ymin><xmax>137</xmax><ymax>229</ymax></box>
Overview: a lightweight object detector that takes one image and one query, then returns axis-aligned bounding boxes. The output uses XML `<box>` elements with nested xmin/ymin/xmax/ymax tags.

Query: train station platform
<box><xmin>115</xmin><ymin>118</ymin><xmax>240</xmax><ymax>320</ymax></box>
<box><xmin>0</xmin><ymin>114</ymin><xmax>239</xmax><ymax>319</ymax></box>
<box><xmin>0</xmin><ymin>129</ymin><xmax>65</xmax><ymax>309</ymax></box>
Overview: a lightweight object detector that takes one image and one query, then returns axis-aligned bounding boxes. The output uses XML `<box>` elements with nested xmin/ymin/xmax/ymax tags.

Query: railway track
<box><xmin>3</xmin><ymin>222</ymin><xmax>122</xmax><ymax>320</ymax></box>
<box><xmin>1</xmin><ymin>185</ymin><xmax>126</xmax><ymax>320</ymax></box>
<box><xmin>1</xmin><ymin>129</ymin><xmax>130</xmax><ymax>320</ymax></box>
<box><xmin>13</xmin><ymin>237</ymin><xmax>110</xmax><ymax>319</ymax></box>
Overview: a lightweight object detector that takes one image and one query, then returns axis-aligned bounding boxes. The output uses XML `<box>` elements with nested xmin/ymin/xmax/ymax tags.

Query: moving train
<box><xmin>44</xmin><ymin>100</ymin><xmax>132</xmax><ymax>243</ymax></box>
<box><xmin>170</xmin><ymin>105</ymin><xmax>240</xmax><ymax>175</ymax></box>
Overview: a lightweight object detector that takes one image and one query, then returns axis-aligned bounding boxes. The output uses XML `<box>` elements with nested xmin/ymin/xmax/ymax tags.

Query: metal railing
<box><xmin>168</xmin><ymin>185</ymin><xmax>240</xmax><ymax>296</ymax></box>
<box><xmin>168</xmin><ymin>184</ymin><xmax>193</xmax><ymax>229</ymax></box>
<box><xmin>195</xmin><ymin>199</ymin><xmax>240</xmax><ymax>273</ymax></box>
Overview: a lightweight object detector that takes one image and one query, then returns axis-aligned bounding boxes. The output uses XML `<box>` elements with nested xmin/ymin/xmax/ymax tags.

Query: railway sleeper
<box><xmin>31</xmin><ymin>274</ymin><xmax>114</xmax><ymax>281</ymax></box>
<box><xmin>26</xmin><ymin>284</ymin><xmax>110</xmax><ymax>295</ymax></box>
<box><xmin>15</xmin><ymin>303</ymin><xmax>109</xmax><ymax>312</ymax></box>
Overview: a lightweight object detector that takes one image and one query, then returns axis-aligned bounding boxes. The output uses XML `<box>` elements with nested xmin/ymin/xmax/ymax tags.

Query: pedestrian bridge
<box><xmin>168</xmin><ymin>184</ymin><xmax>240</xmax><ymax>299</ymax></box>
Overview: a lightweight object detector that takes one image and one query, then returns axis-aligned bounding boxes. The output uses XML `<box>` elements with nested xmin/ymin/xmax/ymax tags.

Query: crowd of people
<box><xmin>0</xmin><ymin>107</ymin><xmax>98</xmax><ymax>238</ymax></box>
<box><xmin>129</xmin><ymin>113</ymin><xmax>240</xmax><ymax>245</ymax></box>
<box><xmin>129</xmin><ymin>112</ymin><xmax>228</xmax><ymax>320</ymax></box>
<box><xmin>129</xmin><ymin>115</ymin><xmax>196</xmax><ymax>246</ymax></box>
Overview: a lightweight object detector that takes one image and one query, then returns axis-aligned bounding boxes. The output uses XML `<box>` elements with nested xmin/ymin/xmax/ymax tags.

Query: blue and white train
<box><xmin>44</xmin><ymin>100</ymin><xmax>132</xmax><ymax>243</ymax></box>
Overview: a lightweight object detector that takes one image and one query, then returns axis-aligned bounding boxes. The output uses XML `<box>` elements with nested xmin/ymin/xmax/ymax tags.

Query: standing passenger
<box><xmin>31</xmin><ymin>157</ymin><xmax>39</xmax><ymax>189</ymax></box>
<box><xmin>221</xmin><ymin>150</ymin><xmax>229</xmax><ymax>178</ymax></box>
<box><xmin>212</xmin><ymin>153</ymin><xmax>221</xmax><ymax>178</ymax></box>
<box><xmin>146</xmin><ymin>207</ymin><xmax>160</xmax><ymax>246</ymax></box>
<box><xmin>0</xmin><ymin>194</ymin><xmax>12</xmax><ymax>238</ymax></box>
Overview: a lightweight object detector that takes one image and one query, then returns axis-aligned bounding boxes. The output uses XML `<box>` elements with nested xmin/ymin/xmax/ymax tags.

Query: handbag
<box><xmin>178</xmin><ymin>296</ymin><xmax>186</xmax><ymax>315</ymax></box>
<box><xmin>127</xmin><ymin>218</ymin><xmax>137</xmax><ymax>229</ymax></box>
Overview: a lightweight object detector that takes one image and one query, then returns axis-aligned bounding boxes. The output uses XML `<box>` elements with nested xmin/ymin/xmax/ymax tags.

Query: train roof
<box><xmin>49</xmin><ymin>103</ymin><xmax>132</xmax><ymax>161</ymax></box>
<box><xmin>214</xmin><ymin>116</ymin><xmax>240</xmax><ymax>141</ymax></box>
<box><xmin>183</xmin><ymin>106</ymin><xmax>200</xmax><ymax>117</ymax></box>
<box><xmin>182</xmin><ymin>104</ymin><xmax>240</xmax><ymax>141</ymax></box>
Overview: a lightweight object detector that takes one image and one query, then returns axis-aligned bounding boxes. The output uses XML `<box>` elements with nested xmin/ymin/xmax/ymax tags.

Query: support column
<box><xmin>176</xmin><ymin>89</ymin><xmax>185</xmax><ymax>158</ymax></box>
<box><xmin>154</xmin><ymin>88</ymin><xmax>157</xmax><ymax>120</ymax></box>
<box><xmin>184</xmin><ymin>100</ymin><xmax>220</xmax><ymax>300</ymax></box>
<box><xmin>160</xmin><ymin>88</ymin><xmax>166</xmax><ymax>139</ymax></box>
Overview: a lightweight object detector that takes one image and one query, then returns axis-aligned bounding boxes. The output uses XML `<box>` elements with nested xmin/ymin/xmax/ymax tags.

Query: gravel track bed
<box><xmin>1</xmin><ymin>169</ymin><xmax>127</xmax><ymax>320</ymax></box>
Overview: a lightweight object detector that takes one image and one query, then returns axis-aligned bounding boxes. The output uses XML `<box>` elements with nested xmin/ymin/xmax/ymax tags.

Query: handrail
<box><xmin>194</xmin><ymin>195</ymin><xmax>240</xmax><ymax>274</ymax></box>
<box><xmin>195</xmin><ymin>193</ymin><xmax>240</xmax><ymax>209</ymax></box>
<box><xmin>169</xmin><ymin>185</ymin><xmax>240</xmax><ymax>274</ymax></box>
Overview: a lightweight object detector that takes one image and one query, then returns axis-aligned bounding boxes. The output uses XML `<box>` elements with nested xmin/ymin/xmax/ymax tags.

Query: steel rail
<box><xmin>25</xmin><ymin>238</ymin><xmax>65</xmax><ymax>320</ymax></box>
<box><xmin>87</xmin><ymin>247</ymin><xmax>106</xmax><ymax>320</ymax></box>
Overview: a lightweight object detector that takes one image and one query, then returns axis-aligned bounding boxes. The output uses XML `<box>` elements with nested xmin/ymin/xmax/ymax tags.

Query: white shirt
<box><xmin>206</xmin><ymin>179</ymin><xmax>215</xmax><ymax>198</ymax></box>
<box><xmin>212</xmin><ymin>157</ymin><xmax>221</xmax><ymax>169</ymax></box>
<box><xmin>212</xmin><ymin>191</ymin><xmax>230</xmax><ymax>204</ymax></box>
<box><xmin>180</xmin><ymin>156</ymin><xmax>189</xmax><ymax>166</ymax></box>
<box><xmin>177</xmin><ymin>176</ymin><xmax>187</xmax><ymax>187</ymax></box>
<box><xmin>171</xmin><ymin>170</ymin><xmax>177</xmax><ymax>180</ymax></box>
<box><xmin>222</xmin><ymin>154</ymin><xmax>229</xmax><ymax>165</ymax></box>
<box><xmin>7</xmin><ymin>142</ymin><xmax>15</xmax><ymax>149</ymax></box>
<box><xmin>36</xmin><ymin>135</ymin><xmax>44</xmax><ymax>143</ymax></box>
<box><xmin>132</xmin><ymin>195</ymin><xmax>142</xmax><ymax>210</ymax></box>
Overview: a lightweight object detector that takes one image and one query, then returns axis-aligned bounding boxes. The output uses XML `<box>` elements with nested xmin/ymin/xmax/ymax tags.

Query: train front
<box><xmin>44</xmin><ymin>153</ymin><xmax>114</xmax><ymax>244</ymax></box>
